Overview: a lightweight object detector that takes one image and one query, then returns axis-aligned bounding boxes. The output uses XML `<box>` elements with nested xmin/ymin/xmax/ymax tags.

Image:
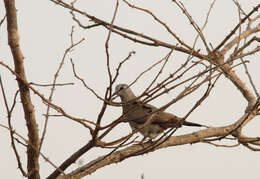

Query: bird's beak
<box><xmin>111</xmin><ymin>90</ymin><xmax>119</xmax><ymax>100</ymax></box>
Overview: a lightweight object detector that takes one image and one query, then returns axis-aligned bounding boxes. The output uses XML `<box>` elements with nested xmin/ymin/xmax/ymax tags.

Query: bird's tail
<box><xmin>183</xmin><ymin>121</ymin><xmax>209</xmax><ymax>128</ymax></box>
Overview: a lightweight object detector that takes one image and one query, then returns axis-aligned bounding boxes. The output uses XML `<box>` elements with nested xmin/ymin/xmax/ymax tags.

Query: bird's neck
<box><xmin>120</xmin><ymin>89</ymin><xmax>137</xmax><ymax>102</ymax></box>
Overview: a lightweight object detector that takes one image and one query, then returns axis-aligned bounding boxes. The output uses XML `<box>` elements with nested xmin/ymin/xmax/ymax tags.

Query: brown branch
<box><xmin>105</xmin><ymin>0</ymin><xmax>119</xmax><ymax>99</ymax></box>
<box><xmin>240</xmin><ymin>56</ymin><xmax>259</xmax><ymax>98</ymax></box>
<box><xmin>144</xmin><ymin>49</ymin><xmax>173</xmax><ymax>91</ymax></box>
<box><xmin>182</xmin><ymin>73</ymin><xmax>220</xmax><ymax>121</ymax></box>
<box><xmin>242</xmin><ymin>143</ymin><xmax>260</xmax><ymax>151</ymax></box>
<box><xmin>46</xmin><ymin>140</ymin><xmax>95</xmax><ymax>179</ymax></box>
<box><xmin>66</xmin><ymin>132</ymin><xmax>135</xmax><ymax>178</ymax></box>
<box><xmin>0</xmin><ymin>123</ymin><xmax>66</xmax><ymax>177</ymax></box>
<box><xmin>234</xmin><ymin>45</ymin><xmax>260</xmax><ymax>59</ymax></box>
<box><xmin>104</xmin><ymin>71</ymin><xmax>219</xmax><ymax>155</ymax></box>
<box><xmin>40</xmin><ymin>26</ymin><xmax>85</xmax><ymax>151</ymax></box>
<box><xmin>220</xmin><ymin>62</ymin><xmax>256</xmax><ymax>108</ymax></box>
<box><xmin>111</xmin><ymin>51</ymin><xmax>136</xmax><ymax>84</ymax></box>
<box><xmin>51</xmin><ymin>0</ymin><xmax>258</xmax><ymax>111</ymax></box>
<box><xmin>191</xmin><ymin>0</ymin><xmax>216</xmax><ymax>53</ymax></box>
<box><xmin>204</xmin><ymin>98</ymin><xmax>260</xmax><ymax>142</ymax></box>
<box><xmin>173</xmin><ymin>1</ymin><xmax>211</xmax><ymax>53</ymax></box>
<box><xmin>49</xmin><ymin>14</ymin><xmax>125</xmax><ymax>173</ymax></box>
<box><xmin>123</xmin><ymin>0</ymin><xmax>192</xmax><ymax>50</ymax></box>
<box><xmin>50</xmin><ymin>0</ymin><xmax>208</xmax><ymax>60</ymax></box>
<box><xmin>47</xmin><ymin>115</ymin><xmax>133</xmax><ymax>178</ymax></box>
<box><xmin>221</xmin><ymin>23</ymin><xmax>260</xmax><ymax>56</ymax></box>
<box><xmin>213</xmin><ymin>3</ymin><xmax>260</xmax><ymax>53</ymax></box>
<box><xmin>70</xmin><ymin>58</ymin><xmax>110</xmax><ymax>103</ymax></box>
<box><xmin>0</xmin><ymin>75</ymin><xmax>27</xmax><ymax>176</ymax></box>
<box><xmin>70</xmin><ymin>0</ymin><xmax>102</xmax><ymax>29</ymax></box>
<box><xmin>204</xmin><ymin>141</ymin><xmax>240</xmax><ymax>148</ymax></box>
<box><xmin>0</xmin><ymin>14</ymin><xmax>6</xmax><ymax>26</ymax></box>
<box><xmin>0</xmin><ymin>61</ymin><xmax>96</xmax><ymax>130</ymax></box>
<box><xmin>124</xmin><ymin>127</ymin><xmax>179</xmax><ymax>157</ymax></box>
<box><xmin>238</xmin><ymin>135</ymin><xmax>260</xmax><ymax>145</ymax></box>
<box><xmin>29</xmin><ymin>82</ymin><xmax>74</xmax><ymax>87</ymax></box>
<box><xmin>48</xmin><ymin>57</ymin><xmax>253</xmax><ymax>178</ymax></box>
<box><xmin>232</xmin><ymin>0</ymin><xmax>243</xmax><ymax>59</ymax></box>
<box><xmin>129</xmin><ymin>49</ymin><xmax>175</xmax><ymax>88</ymax></box>
<box><xmin>144</xmin><ymin>61</ymin><xmax>216</xmax><ymax>103</ymax></box>
<box><xmin>68</xmin><ymin>102</ymin><xmax>258</xmax><ymax>177</ymax></box>
<box><xmin>62</xmin><ymin>122</ymin><xmax>248</xmax><ymax>178</ymax></box>
<box><xmin>4</xmin><ymin>0</ymin><xmax>40</xmax><ymax>178</ymax></box>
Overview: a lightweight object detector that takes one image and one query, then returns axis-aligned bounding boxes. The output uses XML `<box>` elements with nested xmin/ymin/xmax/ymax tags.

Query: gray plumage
<box><xmin>114</xmin><ymin>84</ymin><xmax>205</xmax><ymax>139</ymax></box>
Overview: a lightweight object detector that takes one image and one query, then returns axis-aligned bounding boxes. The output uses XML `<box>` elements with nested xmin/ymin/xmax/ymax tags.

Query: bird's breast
<box><xmin>129</xmin><ymin>121</ymin><xmax>164</xmax><ymax>139</ymax></box>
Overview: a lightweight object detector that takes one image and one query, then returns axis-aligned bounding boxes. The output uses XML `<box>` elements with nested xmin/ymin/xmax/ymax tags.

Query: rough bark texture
<box><xmin>4</xmin><ymin>0</ymin><xmax>40</xmax><ymax>179</ymax></box>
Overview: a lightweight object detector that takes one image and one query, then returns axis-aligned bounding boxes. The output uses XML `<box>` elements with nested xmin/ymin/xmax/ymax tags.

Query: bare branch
<box><xmin>123</xmin><ymin>0</ymin><xmax>193</xmax><ymax>50</ymax></box>
<box><xmin>173</xmin><ymin>1</ymin><xmax>211</xmax><ymax>53</ymax></box>
<box><xmin>70</xmin><ymin>58</ymin><xmax>108</xmax><ymax>102</ymax></box>
<box><xmin>4</xmin><ymin>0</ymin><xmax>40</xmax><ymax>178</ymax></box>
<box><xmin>0</xmin><ymin>14</ymin><xmax>6</xmax><ymax>26</ymax></box>
<box><xmin>105</xmin><ymin>0</ymin><xmax>119</xmax><ymax>97</ymax></box>
<box><xmin>0</xmin><ymin>75</ymin><xmax>27</xmax><ymax>176</ymax></box>
<box><xmin>62</xmin><ymin>122</ymin><xmax>251</xmax><ymax>178</ymax></box>
<box><xmin>0</xmin><ymin>61</ymin><xmax>96</xmax><ymax>130</ymax></box>
<box><xmin>40</xmin><ymin>26</ymin><xmax>85</xmax><ymax>151</ymax></box>
<box><xmin>50</xmin><ymin>0</ymin><xmax>207</xmax><ymax>60</ymax></box>
<box><xmin>204</xmin><ymin>141</ymin><xmax>240</xmax><ymax>148</ymax></box>
<box><xmin>214</xmin><ymin>3</ymin><xmax>260</xmax><ymax>53</ymax></box>
<box><xmin>29</xmin><ymin>82</ymin><xmax>74</xmax><ymax>87</ymax></box>
<box><xmin>0</xmin><ymin>124</ymin><xmax>66</xmax><ymax>177</ymax></box>
<box><xmin>111</xmin><ymin>51</ymin><xmax>136</xmax><ymax>84</ymax></box>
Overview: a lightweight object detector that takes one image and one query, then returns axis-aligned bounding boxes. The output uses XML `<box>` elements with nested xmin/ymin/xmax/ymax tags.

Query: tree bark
<box><xmin>4</xmin><ymin>0</ymin><xmax>40</xmax><ymax>178</ymax></box>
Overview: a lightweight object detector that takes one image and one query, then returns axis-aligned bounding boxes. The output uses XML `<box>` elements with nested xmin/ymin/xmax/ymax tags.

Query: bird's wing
<box><xmin>154</xmin><ymin>111</ymin><xmax>206</xmax><ymax>128</ymax></box>
<box><xmin>124</xmin><ymin>101</ymin><xmax>206</xmax><ymax>128</ymax></box>
<box><xmin>123</xmin><ymin>101</ymin><xmax>188</xmax><ymax>128</ymax></box>
<box><xmin>138</xmin><ymin>103</ymin><xmax>180</xmax><ymax>126</ymax></box>
<box><xmin>123</xmin><ymin>102</ymin><xmax>156</xmax><ymax>124</ymax></box>
<box><xmin>151</xmin><ymin>111</ymin><xmax>181</xmax><ymax>129</ymax></box>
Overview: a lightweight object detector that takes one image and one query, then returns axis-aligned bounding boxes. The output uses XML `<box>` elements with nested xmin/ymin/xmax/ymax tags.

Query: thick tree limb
<box><xmin>58</xmin><ymin>110</ymin><xmax>257</xmax><ymax>178</ymax></box>
<box><xmin>4</xmin><ymin>0</ymin><xmax>40</xmax><ymax>178</ymax></box>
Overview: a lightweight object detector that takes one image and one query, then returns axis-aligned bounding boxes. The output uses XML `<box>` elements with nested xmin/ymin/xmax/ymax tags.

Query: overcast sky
<box><xmin>1</xmin><ymin>0</ymin><xmax>260</xmax><ymax>178</ymax></box>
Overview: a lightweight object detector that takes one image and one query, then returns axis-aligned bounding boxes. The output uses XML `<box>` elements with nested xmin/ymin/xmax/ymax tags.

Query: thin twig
<box><xmin>204</xmin><ymin>141</ymin><xmax>240</xmax><ymax>148</ymax></box>
<box><xmin>213</xmin><ymin>4</ymin><xmax>260</xmax><ymax>53</ymax></box>
<box><xmin>123</xmin><ymin>0</ymin><xmax>192</xmax><ymax>50</ymax></box>
<box><xmin>0</xmin><ymin>61</ymin><xmax>96</xmax><ymax>130</ymax></box>
<box><xmin>30</xmin><ymin>82</ymin><xmax>74</xmax><ymax>87</ymax></box>
<box><xmin>111</xmin><ymin>51</ymin><xmax>136</xmax><ymax>84</ymax></box>
<box><xmin>0</xmin><ymin>75</ymin><xmax>27</xmax><ymax>176</ymax></box>
<box><xmin>105</xmin><ymin>0</ymin><xmax>119</xmax><ymax>98</ymax></box>
<box><xmin>0</xmin><ymin>124</ymin><xmax>66</xmax><ymax>177</ymax></box>
<box><xmin>0</xmin><ymin>14</ymin><xmax>6</xmax><ymax>26</ymax></box>
<box><xmin>173</xmin><ymin>1</ymin><xmax>211</xmax><ymax>53</ymax></box>
<box><xmin>145</xmin><ymin>49</ymin><xmax>174</xmax><ymax>92</ymax></box>
<box><xmin>39</xmin><ymin>26</ymin><xmax>85</xmax><ymax>151</ymax></box>
<box><xmin>70</xmin><ymin>58</ymin><xmax>108</xmax><ymax>102</ymax></box>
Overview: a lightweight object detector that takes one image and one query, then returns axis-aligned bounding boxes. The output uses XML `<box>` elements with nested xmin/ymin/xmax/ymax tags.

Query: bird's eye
<box><xmin>120</xmin><ymin>87</ymin><xmax>124</xmax><ymax>91</ymax></box>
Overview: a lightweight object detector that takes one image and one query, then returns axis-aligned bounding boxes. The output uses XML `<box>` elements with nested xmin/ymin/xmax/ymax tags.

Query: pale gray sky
<box><xmin>0</xmin><ymin>0</ymin><xmax>260</xmax><ymax>178</ymax></box>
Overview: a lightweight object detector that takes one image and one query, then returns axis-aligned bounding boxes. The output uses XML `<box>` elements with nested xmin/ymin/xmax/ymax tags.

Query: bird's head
<box><xmin>114</xmin><ymin>84</ymin><xmax>129</xmax><ymax>97</ymax></box>
<box><xmin>113</xmin><ymin>84</ymin><xmax>136</xmax><ymax>102</ymax></box>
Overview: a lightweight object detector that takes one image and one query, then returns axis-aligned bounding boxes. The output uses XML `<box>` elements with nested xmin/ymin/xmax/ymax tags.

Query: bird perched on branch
<box><xmin>114</xmin><ymin>84</ymin><xmax>207</xmax><ymax>139</ymax></box>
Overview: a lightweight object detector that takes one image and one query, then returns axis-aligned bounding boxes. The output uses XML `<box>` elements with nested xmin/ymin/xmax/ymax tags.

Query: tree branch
<box><xmin>4</xmin><ymin>0</ymin><xmax>40</xmax><ymax>178</ymax></box>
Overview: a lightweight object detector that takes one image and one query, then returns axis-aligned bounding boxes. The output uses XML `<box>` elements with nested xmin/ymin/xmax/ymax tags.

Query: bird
<box><xmin>113</xmin><ymin>84</ymin><xmax>207</xmax><ymax>139</ymax></box>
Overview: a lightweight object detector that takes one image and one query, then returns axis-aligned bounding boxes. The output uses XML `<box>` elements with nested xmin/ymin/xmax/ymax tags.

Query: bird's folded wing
<box><xmin>125</xmin><ymin>102</ymin><xmax>157</xmax><ymax>124</ymax></box>
<box><xmin>139</xmin><ymin>103</ymin><xmax>181</xmax><ymax>126</ymax></box>
<box><xmin>151</xmin><ymin>112</ymin><xmax>181</xmax><ymax>130</ymax></box>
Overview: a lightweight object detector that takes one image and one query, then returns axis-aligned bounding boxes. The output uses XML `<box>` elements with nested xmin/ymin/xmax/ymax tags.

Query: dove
<box><xmin>114</xmin><ymin>84</ymin><xmax>206</xmax><ymax>139</ymax></box>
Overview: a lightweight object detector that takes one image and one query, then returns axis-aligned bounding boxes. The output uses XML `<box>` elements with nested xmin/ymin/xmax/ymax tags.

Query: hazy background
<box><xmin>1</xmin><ymin>0</ymin><xmax>260</xmax><ymax>178</ymax></box>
